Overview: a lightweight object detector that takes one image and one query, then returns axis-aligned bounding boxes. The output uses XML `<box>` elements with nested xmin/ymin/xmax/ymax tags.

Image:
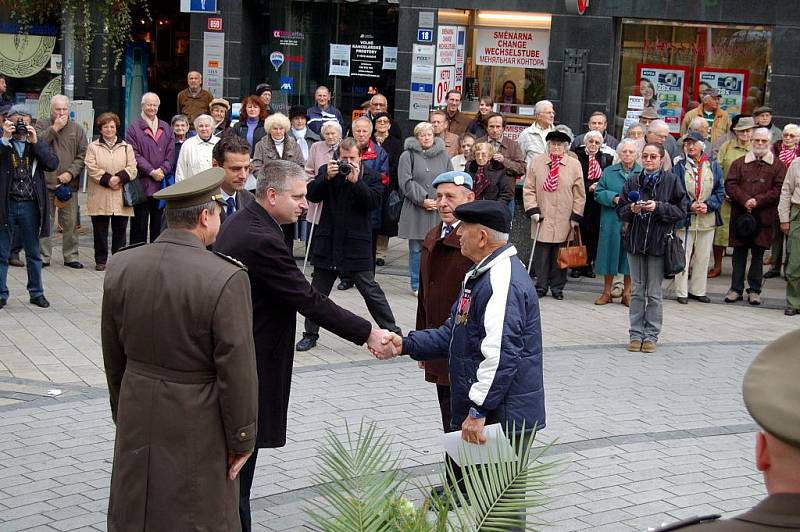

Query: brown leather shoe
<box><xmin>95</xmin><ymin>263</ymin><xmax>106</xmax><ymax>272</ymax></box>
<box><xmin>594</xmin><ymin>292</ymin><xmax>612</xmax><ymax>305</ymax></box>
<box><xmin>621</xmin><ymin>291</ymin><xmax>631</xmax><ymax>307</ymax></box>
<box><xmin>641</xmin><ymin>340</ymin><xmax>657</xmax><ymax>353</ymax></box>
<box><xmin>707</xmin><ymin>266</ymin><xmax>721</xmax><ymax>278</ymax></box>
<box><xmin>627</xmin><ymin>339</ymin><xmax>642</xmax><ymax>352</ymax></box>
<box><xmin>8</xmin><ymin>256</ymin><xmax>24</xmax><ymax>267</ymax></box>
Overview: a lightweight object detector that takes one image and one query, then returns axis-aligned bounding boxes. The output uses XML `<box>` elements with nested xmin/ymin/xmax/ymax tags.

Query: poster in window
<box><xmin>636</xmin><ymin>63</ymin><xmax>690</xmax><ymax>134</ymax></box>
<box><xmin>436</xmin><ymin>25</ymin><xmax>457</xmax><ymax>66</ymax></box>
<box><xmin>351</xmin><ymin>34</ymin><xmax>382</xmax><ymax>78</ymax></box>
<box><xmin>433</xmin><ymin>66</ymin><xmax>456</xmax><ymax>107</ymax></box>
<box><xmin>474</xmin><ymin>28</ymin><xmax>548</xmax><ymax>70</ymax></box>
<box><xmin>329</xmin><ymin>44</ymin><xmax>351</xmax><ymax>77</ymax></box>
<box><xmin>695</xmin><ymin>68</ymin><xmax>749</xmax><ymax>119</ymax></box>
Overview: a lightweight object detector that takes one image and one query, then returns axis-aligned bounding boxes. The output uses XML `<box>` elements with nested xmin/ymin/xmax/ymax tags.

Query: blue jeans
<box><xmin>408</xmin><ymin>239</ymin><xmax>423</xmax><ymax>291</ymax></box>
<box><xmin>627</xmin><ymin>253</ymin><xmax>663</xmax><ymax>342</ymax></box>
<box><xmin>0</xmin><ymin>199</ymin><xmax>44</xmax><ymax>300</ymax></box>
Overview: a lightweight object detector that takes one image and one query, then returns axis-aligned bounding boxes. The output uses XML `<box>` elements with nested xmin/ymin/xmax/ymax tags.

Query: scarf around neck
<box><xmin>141</xmin><ymin>112</ymin><xmax>158</xmax><ymax>136</ymax></box>
<box><xmin>588</xmin><ymin>153</ymin><xmax>602</xmax><ymax>181</ymax></box>
<box><xmin>544</xmin><ymin>154</ymin><xmax>562</xmax><ymax>192</ymax></box>
<box><xmin>779</xmin><ymin>144</ymin><xmax>798</xmax><ymax>168</ymax></box>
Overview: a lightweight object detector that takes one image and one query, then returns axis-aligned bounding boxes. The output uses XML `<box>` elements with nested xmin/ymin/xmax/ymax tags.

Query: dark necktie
<box><xmin>226</xmin><ymin>196</ymin><xmax>236</xmax><ymax>216</ymax></box>
<box><xmin>443</xmin><ymin>225</ymin><xmax>453</xmax><ymax>238</ymax></box>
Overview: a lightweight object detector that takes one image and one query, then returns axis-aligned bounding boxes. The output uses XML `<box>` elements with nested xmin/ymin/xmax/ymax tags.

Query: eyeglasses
<box><xmin>641</xmin><ymin>153</ymin><xmax>661</xmax><ymax>160</ymax></box>
<box><xmin>783</xmin><ymin>133</ymin><xmax>797</xmax><ymax>138</ymax></box>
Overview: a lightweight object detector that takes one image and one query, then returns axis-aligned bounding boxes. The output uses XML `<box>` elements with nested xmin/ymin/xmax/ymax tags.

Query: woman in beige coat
<box><xmin>523</xmin><ymin>130</ymin><xmax>586</xmax><ymax>299</ymax></box>
<box><xmin>85</xmin><ymin>112</ymin><xmax>137</xmax><ymax>271</ymax></box>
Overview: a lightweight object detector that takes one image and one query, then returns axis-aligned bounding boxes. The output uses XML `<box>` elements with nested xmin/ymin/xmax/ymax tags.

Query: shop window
<box><xmin>430</xmin><ymin>9</ymin><xmax>551</xmax><ymax>128</ymax></box>
<box><xmin>615</xmin><ymin>19</ymin><xmax>771</xmax><ymax>138</ymax></box>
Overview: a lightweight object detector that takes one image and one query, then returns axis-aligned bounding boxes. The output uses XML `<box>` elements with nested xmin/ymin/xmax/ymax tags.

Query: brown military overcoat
<box><xmin>101</xmin><ymin>228</ymin><xmax>258</xmax><ymax>532</ymax></box>
<box><xmin>654</xmin><ymin>493</ymin><xmax>800</xmax><ymax>531</ymax></box>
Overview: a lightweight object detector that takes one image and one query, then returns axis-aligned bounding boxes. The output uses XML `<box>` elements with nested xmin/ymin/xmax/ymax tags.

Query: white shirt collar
<box><xmin>441</xmin><ymin>219</ymin><xmax>461</xmax><ymax>238</ymax></box>
<box><xmin>220</xmin><ymin>189</ymin><xmax>236</xmax><ymax>202</ymax></box>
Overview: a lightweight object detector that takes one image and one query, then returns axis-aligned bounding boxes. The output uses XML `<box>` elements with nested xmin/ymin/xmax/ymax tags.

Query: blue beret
<box><xmin>432</xmin><ymin>170</ymin><xmax>473</xmax><ymax>190</ymax></box>
<box><xmin>453</xmin><ymin>200</ymin><xmax>510</xmax><ymax>234</ymax></box>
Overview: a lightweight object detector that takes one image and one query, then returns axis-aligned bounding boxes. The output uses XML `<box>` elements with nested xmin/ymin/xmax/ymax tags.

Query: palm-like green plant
<box><xmin>306</xmin><ymin>421</ymin><xmax>557</xmax><ymax>532</ymax></box>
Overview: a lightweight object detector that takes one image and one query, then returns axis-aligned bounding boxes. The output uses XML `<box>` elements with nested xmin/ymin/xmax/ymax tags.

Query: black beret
<box><xmin>454</xmin><ymin>200</ymin><xmax>510</xmax><ymax>234</ymax></box>
<box><xmin>545</xmin><ymin>130</ymin><xmax>571</xmax><ymax>144</ymax></box>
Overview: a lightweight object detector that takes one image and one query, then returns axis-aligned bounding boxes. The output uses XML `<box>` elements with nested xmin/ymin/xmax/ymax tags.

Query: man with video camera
<box><xmin>296</xmin><ymin>137</ymin><xmax>400</xmax><ymax>351</ymax></box>
<box><xmin>0</xmin><ymin>105</ymin><xmax>59</xmax><ymax>310</ymax></box>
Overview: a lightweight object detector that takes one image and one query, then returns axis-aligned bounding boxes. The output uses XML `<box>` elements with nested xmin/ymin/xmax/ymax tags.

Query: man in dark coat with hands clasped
<box><xmin>213</xmin><ymin>159</ymin><xmax>398</xmax><ymax>532</ymax></box>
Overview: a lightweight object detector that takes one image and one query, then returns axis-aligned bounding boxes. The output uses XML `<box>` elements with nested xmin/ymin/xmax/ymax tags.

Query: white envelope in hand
<box><xmin>443</xmin><ymin>423</ymin><xmax>517</xmax><ymax>467</ymax></box>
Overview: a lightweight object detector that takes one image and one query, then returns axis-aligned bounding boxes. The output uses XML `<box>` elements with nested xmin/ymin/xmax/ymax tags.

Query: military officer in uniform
<box><xmin>101</xmin><ymin>168</ymin><xmax>258</xmax><ymax>532</ymax></box>
<box><xmin>650</xmin><ymin>329</ymin><xmax>800</xmax><ymax>531</ymax></box>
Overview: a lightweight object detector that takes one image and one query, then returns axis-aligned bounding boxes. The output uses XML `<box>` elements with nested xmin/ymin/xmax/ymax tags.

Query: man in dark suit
<box><xmin>213</xmin><ymin>159</ymin><xmax>395</xmax><ymax>532</ymax></box>
<box><xmin>212</xmin><ymin>136</ymin><xmax>254</xmax><ymax>223</ymax></box>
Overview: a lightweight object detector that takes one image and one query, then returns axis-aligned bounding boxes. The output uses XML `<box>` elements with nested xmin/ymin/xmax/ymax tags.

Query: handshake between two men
<box><xmin>366</xmin><ymin>329</ymin><xmax>402</xmax><ymax>360</ymax></box>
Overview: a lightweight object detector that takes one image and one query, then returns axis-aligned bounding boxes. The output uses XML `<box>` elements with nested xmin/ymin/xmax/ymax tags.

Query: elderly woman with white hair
<box><xmin>594</xmin><ymin>139</ymin><xmax>642</xmax><ymax>306</ymax></box>
<box><xmin>125</xmin><ymin>91</ymin><xmax>175</xmax><ymax>243</ymax></box>
<box><xmin>303</xmin><ymin>120</ymin><xmax>342</xmax><ymax>226</ymax></box>
<box><xmin>523</xmin><ymin>130</ymin><xmax>586</xmax><ymax>300</ymax></box>
<box><xmin>397</xmin><ymin>121</ymin><xmax>453</xmax><ymax>295</ymax></box>
<box><xmin>765</xmin><ymin>123</ymin><xmax>800</xmax><ymax>279</ymax></box>
<box><xmin>573</xmin><ymin>129</ymin><xmax>615</xmax><ymax>278</ymax></box>
<box><xmin>251</xmin><ymin>112</ymin><xmax>304</xmax><ymax>177</ymax></box>
<box><xmin>174</xmin><ymin>114</ymin><xmax>219</xmax><ymax>182</ymax></box>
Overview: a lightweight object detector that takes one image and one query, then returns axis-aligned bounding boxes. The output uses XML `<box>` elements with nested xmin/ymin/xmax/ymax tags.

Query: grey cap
<box><xmin>7</xmin><ymin>104</ymin><xmax>32</xmax><ymax>118</ymax></box>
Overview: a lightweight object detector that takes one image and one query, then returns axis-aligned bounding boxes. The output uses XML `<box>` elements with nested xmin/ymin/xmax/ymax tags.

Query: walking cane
<box><xmin>302</xmin><ymin>203</ymin><xmax>319</xmax><ymax>274</ymax></box>
<box><xmin>527</xmin><ymin>217</ymin><xmax>543</xmax><ymax>275</ymax></box>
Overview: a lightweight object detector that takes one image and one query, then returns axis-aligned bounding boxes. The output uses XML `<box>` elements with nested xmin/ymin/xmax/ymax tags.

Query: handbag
<box><xmin>123</xmin><ymin>178</ymin><xmax>147</xmax><ymax>207</ymax></box>
<box><xmin>663</xmin><ymin>227</ymin><xmax>686</xmax><ymax>277</ymax></box>
<box><xmin>384</xmin><ymin>189</ymin><xmax>403</xmax><ymax>224</ymax></box>
<box><xmin>557</xmin><ymin>227</ymin><xmax>589</xmax><ymax>270</ymax></box>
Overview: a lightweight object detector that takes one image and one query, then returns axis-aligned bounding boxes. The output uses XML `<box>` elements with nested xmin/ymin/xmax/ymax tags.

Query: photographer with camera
<box><xmin>296</xmin><ymin>137</ymin><xmax>401</xmax><ymax>351</ymax></box>
<box><xmin>0</xmin><ymin>105</ymin><xmax>59</xmax><ymax>309</ymax></box>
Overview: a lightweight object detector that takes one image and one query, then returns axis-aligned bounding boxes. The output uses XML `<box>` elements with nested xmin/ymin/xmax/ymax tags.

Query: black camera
<box><xmin>333</xmin><ymin>160</ymin><xmax>352</xmax><ymax>176</ymax></box>
<box><xmin>15</xmin><ymin>118</ymin><xmax>28</xmax><ymax>136</ymax></box>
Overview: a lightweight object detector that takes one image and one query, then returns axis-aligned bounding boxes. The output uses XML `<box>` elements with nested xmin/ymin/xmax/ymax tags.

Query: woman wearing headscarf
<box><xmin>522</xmin><ymin>130</ymin><xmax>586</xmax><ymax>300</ymax></box>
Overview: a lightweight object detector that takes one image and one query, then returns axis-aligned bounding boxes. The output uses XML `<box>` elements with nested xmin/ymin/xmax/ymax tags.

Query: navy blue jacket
<box><xmin>403</xmin><ymin>243</ymin><xmax>546</xmax><ymax>432</ymax></box>
<box><xmin>671</xmin><ymin>156</ymin><xmax>725</xmax><ymax>229</ymax></box>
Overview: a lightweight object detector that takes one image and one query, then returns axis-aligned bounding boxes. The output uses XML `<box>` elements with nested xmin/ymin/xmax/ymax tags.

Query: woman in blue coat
<box><xmin>594</xmin><ymin>139</ymin><xmax>641</xmax><ymax>306</ymax></box>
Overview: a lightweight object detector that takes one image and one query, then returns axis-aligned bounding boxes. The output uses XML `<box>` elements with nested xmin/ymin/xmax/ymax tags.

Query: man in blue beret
<box><xmin>380</xmin><ymin>199</ymin><xmax>546</xmax><ymax>512</ymax></box>
<box><xmin>417</xmin><ymin>170</ymin><xmax>475</xmax><ymax>499</ymax></box>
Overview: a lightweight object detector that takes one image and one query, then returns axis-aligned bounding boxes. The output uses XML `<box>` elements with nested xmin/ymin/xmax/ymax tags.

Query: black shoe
<box><xmin>64</xmin><ymin>261</ymin><xmax>84</xmax><ymax>269</ymax></box>
<box><xmin>42</xmin><ymin>262</ymin><xmax>50</xmax><ymax>268</ymax></box>
<box><xmin>676</xmin><ymin>297</ymin><xmax>688</xmax><ymax>304</ymax></box>
<box><xmin>552</xmin><ymin>292</ymin><xmax>564</xmax><ymax>300</ymax></box>
<box><xmin>8</xmin><ymin>256</ymin><xmax>24</xmax><ymax>267</ymax></box>
<box><xmin>29</xmin><ymin>295</ymin><xmax>50</xmax><ymax>308</ymax></box>
<box><xmin>569</xmin><ymin>270</ymin><xmax>581</xmax><ymax>278</ymax></box>
<box><xmin>688</xmin><ymin>293</ymin><xmax>711</xmax><ymax>303</ymax></box>
<box><xmin>763</xmin><ymin>269</ymin><xmax>781</xmax><ymax>279</ymax></box>
<box><xmin>536</xmin><ymin>288</ymin><xmax>547</xmax><ymax>298</ymax></box>
<box><xmin>375</xmin><ymin>258</ymin><xmax>385</xmax><ymax>267</ymax></box>
<box><xmin>295</xmin><ymin>335</ymin><xmax>317</xmax><ymax>351</ymax></box>
<box><xmin>583</xmin><ymin>268</ymin><xmax>596</xmax><ymax>279</ymax></box>
<box><xmin>785</xmin><ymin>307</ymin><xmax>798</xmax><ymax>316</ymax></box>
<box><xmin>337</xmin><ymin>279</ymin><xmax>353</xmax><ymax>290</ymax></box>
<box><xmin>0</xmin><ymin>299</ymin><xmax>6</xmax><ymax>309</ymax></box>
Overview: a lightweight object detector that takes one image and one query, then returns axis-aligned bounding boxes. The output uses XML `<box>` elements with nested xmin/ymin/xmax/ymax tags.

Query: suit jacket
<box><xmin>101</xmin><ymin>229</ymin><xmax>257</xmax><ymax>531</ymax></box>
<box><xmin>214</xmin><ymin>200</ymin><xmax>372</xmax><ymax>447</ymax></box>
<box><xmin>417</xmin><ymin>221</ymin><xmax>473</xmax><ymax>385</ymax></box>
<box><xmin>219</xmin><ymin>188</ymin><xmax>255</xmax><ymax>224</ymax></box>
<box><xmin>656</xmin><ymin>493</ymin><xmax>800</xmax><ymax>531</ymax></box>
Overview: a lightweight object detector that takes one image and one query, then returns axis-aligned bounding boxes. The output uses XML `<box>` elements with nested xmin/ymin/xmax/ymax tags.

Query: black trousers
<box><xmin>304</xmin><ymin>267</ymin><xmax>399</xmax><ymax>337</ymax></box>
<box><xmin>436</xmin><ymin>385</ymin><xmax>464</xmax><ymax>491</ymax></box>
<box><xmin>91</xmin><ymin>215</ymin><xmax>128</xmax><ymax>264</ymax></box>
<box><xmin>129</xmin><ymin>197</ymin><xmax>162</xmax><ymax>245</ymax></box>
<box><xmin>238</xmin><ymin>449</ymin><xmax>259</xmax><ymax>532</ymax></box>
<box><xmin>532</xmin><ymin>241</ymin><xmax>567</xmax><ymax>294</ymax></box>
<box><xmin>731</xmin><ymin>245</ymin><xmax>765</xmax><ymax>294</ymax></box>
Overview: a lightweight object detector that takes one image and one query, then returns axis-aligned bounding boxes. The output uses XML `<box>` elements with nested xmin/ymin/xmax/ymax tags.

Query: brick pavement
<box><xmin>0</xmin><ymin>219</ymin><xmax>797</xmax><ymax>531</ymax></box>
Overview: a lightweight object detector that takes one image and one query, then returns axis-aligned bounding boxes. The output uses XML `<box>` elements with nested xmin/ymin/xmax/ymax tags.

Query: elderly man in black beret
<box><xmin>378</xmin><ymin>200</ymin><xmax>546</xmax><ymax>443</ymax></box>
